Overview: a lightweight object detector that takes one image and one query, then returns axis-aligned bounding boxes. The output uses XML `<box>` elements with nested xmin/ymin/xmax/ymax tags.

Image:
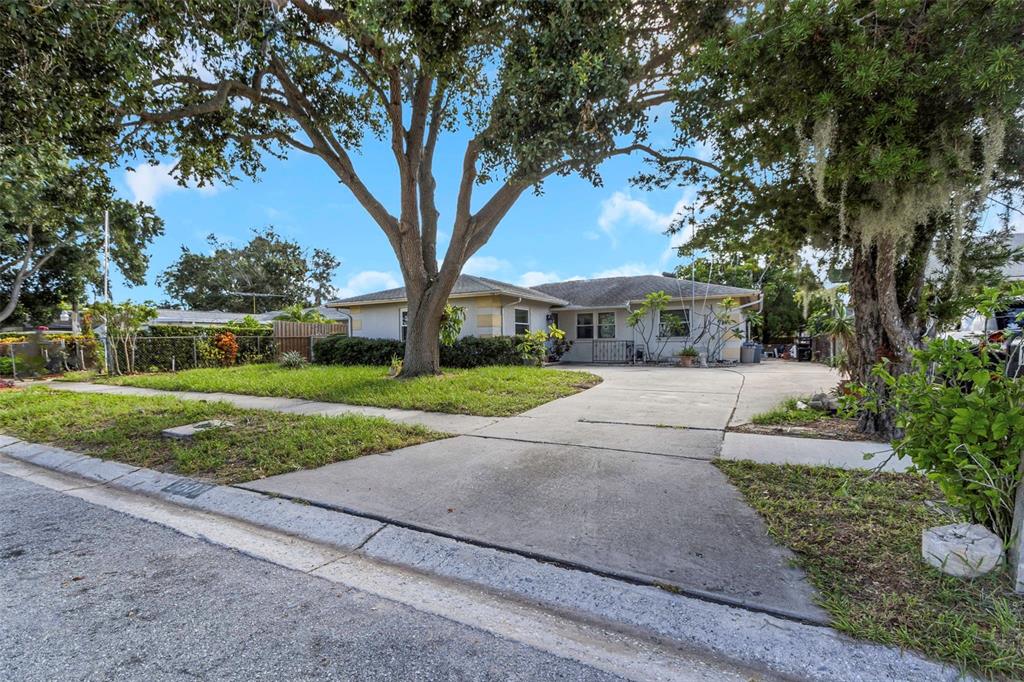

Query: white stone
<box><xmin>161</xmin><ymin>420</ymin><xmax>234</xmax><ymax>441</ymax></box>
<box><xmin>921</xmin><ymin>523</ymin><xmax>1003</xmax><ymax>578</ymax></box>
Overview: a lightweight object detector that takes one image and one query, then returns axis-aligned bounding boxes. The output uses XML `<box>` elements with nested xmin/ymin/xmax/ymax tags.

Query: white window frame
<box><xmin>597</xmin><ymin>311</ymin><xmax>616</xmax><ymax>339</ymax></box>
<box><xmin>576</xmin><ymin>312</ymin><xmax>594</xmax><ymax>339</ymax></box>
<box><xmin>514</xmin><ymin>308</ymin><xmax>530</xmax><ymax>335</ymax></box>
<box><xmin>400</xmin><ymin>309</ymin><xmax>408</xmax><ymax>341</ymax></box>
<box><xmin>659</xmin><ymin>308</ymin><xmax>691</xmax><ymax>338</ymax></box>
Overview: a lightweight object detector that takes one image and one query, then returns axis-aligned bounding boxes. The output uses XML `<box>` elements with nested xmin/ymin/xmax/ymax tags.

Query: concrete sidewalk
<box><xmin>0</xmin><ymin>440</ymin><xmax>960</xmax><ymax>681</ymax></box>
<box><xmin>721</xmin><ymin>432</ymin><xmax>912</xmax><ymax>472</ymax></box>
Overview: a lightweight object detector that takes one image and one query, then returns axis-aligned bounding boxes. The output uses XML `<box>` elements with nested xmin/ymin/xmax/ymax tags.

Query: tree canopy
<box><xmin>655</xmin><ymin>0</ymin><xmax>1024</xmax><ymax>434</ymax></box>
<box><xmin>158</xmin><ymin>227</ymin><xmax>340</xmax><ymax>313</ymax></box>
<box><xmin>64</xmin><ymin>0</ymin><xmax>731</xmax><ymax>374</ymax></box>
<box><xmin>0</xmin><ymin>149</ymin><xmax>163</xmax><ymax>325</ymax></box>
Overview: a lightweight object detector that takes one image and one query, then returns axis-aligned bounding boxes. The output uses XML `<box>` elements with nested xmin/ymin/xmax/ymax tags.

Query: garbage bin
<box><xmin>753</xmin><ymin>343</ymin><xmax>763</xmax><ymax>363</ymax></box>
<box><xmin>740</xmin><ymin>343</ymin><xmax>755</xmax><ymax>364</ymax></box>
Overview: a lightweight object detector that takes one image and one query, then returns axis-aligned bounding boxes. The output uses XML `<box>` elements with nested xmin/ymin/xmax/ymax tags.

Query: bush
<box><xmin>857</xmin><ymin>337</ymin><xmax>1024</xmax><ymax>540</ymax></box>
<box><xmin>314</xmin><ymin>336</ymin><xmax>405</xmax><ymax>366</ymax></box>
<box><xmin>441</xmin><ymin>336</ymin><xmax>519</xmax><ymax>368</ymax></box>
<box><xmin>279</xmin><ymin>351</ymin><xmax>308</xmax><ymax>369</ymax></box>
<box><xmin>313</xmin><ymin>335</ymin><xmax>521</xmax><ymax>368</ymax></box>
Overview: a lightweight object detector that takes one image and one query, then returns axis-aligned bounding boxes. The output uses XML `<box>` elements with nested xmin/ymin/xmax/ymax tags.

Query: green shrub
<box><xmin>0</xmin><ymin>356</ymin><xmax>13</xmax><ymax>376</ymax></box>
<box><xmin>313</xmin><ymin>335</ymin><xmax>521</xmax><ymax>368</ymax></box>
<box><xmin>442</xmin><ymin>336</ymin><xmax>519</xmax><ymax>368</ymax></box>
<box><xmin>859</xmin><ymin>338</ymin><xmax>1024</xmax><ymax>540</ymax></box>
<box><xmin>313</xmin><ymin>336</ymin><xmax>405</xmax><ymax>366</ymax></box>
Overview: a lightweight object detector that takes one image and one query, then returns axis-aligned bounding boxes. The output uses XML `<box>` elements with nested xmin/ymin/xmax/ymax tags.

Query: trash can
<box><xmin>753</xmin><ymin>343</ymin><xmax>763</xmax><ymax>363</ymax></box>
<box><xmin>740</xmin><ymin>343</ymin><xmax>755</xmax><ymax>364</ymax></box>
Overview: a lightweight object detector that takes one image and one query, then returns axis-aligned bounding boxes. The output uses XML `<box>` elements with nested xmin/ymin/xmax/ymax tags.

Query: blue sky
<box><xmin>111</xmin><ymin>120</ymin><xmax>701</xmax><ymax>305</ymax></box>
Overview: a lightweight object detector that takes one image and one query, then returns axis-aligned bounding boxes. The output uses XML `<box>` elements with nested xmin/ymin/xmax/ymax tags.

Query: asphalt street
<box><xmin>0</xmin><ymin>473</ymin><xmax>623</xmax><ymax>682</ymax></box>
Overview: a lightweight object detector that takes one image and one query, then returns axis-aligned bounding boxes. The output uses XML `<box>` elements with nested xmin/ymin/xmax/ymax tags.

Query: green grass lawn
<box><xmin>717</xmin><ymin>460</ymin><xmax>1024</xmax><ymax>680</ymax></box>
<box><xmin>750</xmin><ymin>396</ymin><xmax>830</xmax><ymax>425</ymax></box>
<box><xmin>85</xmin><ymin>364</ymin><xmax>602</xmax><ymax>417</ymax></box>
<box><xmin>0</xmin><ymin>387</ymin><xmax>444</xmax><ymax>484</ymax></box>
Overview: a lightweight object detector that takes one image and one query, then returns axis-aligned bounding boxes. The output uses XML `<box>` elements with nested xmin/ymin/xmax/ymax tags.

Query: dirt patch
<box><xmin>731</xmin><ymin>418</ymin><xmax>885</xmax><ymax>442</ymax></box>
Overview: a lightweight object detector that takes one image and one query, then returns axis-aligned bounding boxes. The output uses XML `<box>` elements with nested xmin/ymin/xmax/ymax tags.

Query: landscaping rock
<box><xmin>161</xmin><ymin>420</ymin><xmax>234</xmax><ymax>441</ymax></box>
<box><xmin>807</xmin><ymin>392</ymin><xmax>839</xmax><ymax>413</ymax></box>
<box><xmin>921</xmin><ymin>523</ymin><xmax>1003</xmax><ymax>578</ymax></box>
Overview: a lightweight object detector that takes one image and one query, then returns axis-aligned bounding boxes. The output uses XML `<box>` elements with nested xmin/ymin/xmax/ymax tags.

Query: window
<box><xmin>659</xmin><ymin>308</ymin><xmax>690</xmax><ymax>337</ymax></box>
<box><xmin>400</xmin><ymin>309</ymin><xmax>408</xmax><ymax>341</ymax></box>
<box><xmin>598</xmin><ymin>312</ymin><xmax>616</xmax><ymax>339</ymax></box>
<box><xmin>514</xmin><ymin>308</ymin><xmax>530</xmax><ymax>335</ymax></box>
<box><xmin>576</xmin><ymin>312</ymin><xmax>594</xmax><ymax>339</ymax></box>
<box><xmin>550</xmin><ymin>312</ymin><xmax>559</xmax><ymax>330</ymax></box>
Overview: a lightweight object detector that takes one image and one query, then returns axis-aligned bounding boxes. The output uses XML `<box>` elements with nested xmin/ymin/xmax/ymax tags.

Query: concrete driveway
<box><xmin>242</xmin><ymin>360</ymin><xmax>839</xmax><ymax>623</ymax></box>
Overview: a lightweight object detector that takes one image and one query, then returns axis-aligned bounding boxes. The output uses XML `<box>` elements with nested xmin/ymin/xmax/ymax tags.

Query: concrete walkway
<box><xmin>721</xmin><ymin>432</ymin><xmax>912</xmax><ymax>472</ymax></box>
<box><xmin>44</xmin><ymin>363</ymin><xmax>861</xmax><ymax>624</ymax></box>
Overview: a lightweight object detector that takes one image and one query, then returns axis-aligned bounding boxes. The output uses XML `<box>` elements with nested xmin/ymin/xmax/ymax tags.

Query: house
<box><xmin>328</xmin><ymin>274</ymin><xmax>759</xmax><ymax>363</ymax></box>
<box><xmin>132</xmin><ymin>306</ymin><xmax>348</xmax><ymax>327</ymax></box>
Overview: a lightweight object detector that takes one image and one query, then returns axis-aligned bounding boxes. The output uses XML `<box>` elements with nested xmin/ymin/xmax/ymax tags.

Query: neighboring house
<box><xmin>328</xmin><ymin>274</ymin><xmax>759</xmax><ymax>363</ymax></box>
<box><xmin>145</xmin><ymin>306</ymin><xmax>349</xmax><ymax>327</ymax></box>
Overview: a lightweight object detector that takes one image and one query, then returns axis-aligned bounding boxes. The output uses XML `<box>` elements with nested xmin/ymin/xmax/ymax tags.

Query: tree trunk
<box><xmin>847</xmin><ymin>237</ymin><xmax>929</xmax><ymax>439</ymax></box>
<box><xmin>400</xmin><ymin>282</ymin><xmax>449</xmax><ymax>377</ymax></box>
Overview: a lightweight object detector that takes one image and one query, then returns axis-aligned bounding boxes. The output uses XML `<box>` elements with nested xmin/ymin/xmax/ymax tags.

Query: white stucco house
<box><xmin>328</xmin><ymin>274</ymin><xmax>760</xmax><ymax>363</ymax></box>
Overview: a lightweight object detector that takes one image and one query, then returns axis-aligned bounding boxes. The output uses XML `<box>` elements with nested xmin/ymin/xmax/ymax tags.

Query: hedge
<box><xmin>313</xmin><ymin>335</ymin><xmax>522</xmax><ymax>368</ymax></box>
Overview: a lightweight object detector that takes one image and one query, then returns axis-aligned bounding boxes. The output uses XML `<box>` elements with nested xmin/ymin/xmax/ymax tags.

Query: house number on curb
<box><xmin>161</xmin><ymin>480</ymin><xmax>214</xmax><ymax>499</ymax></box>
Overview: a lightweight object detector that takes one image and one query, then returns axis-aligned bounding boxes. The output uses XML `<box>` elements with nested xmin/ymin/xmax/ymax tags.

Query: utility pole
<box><xmin>103</xmin><ymin>209</ymin><xmax>111</xmax><ymax>302</ymax></box>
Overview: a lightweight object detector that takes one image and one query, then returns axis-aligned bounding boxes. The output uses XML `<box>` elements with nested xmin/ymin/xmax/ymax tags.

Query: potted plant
<box><xmin>677</xmin><ymin>346</ymin><xmax>699</xmax><ymax>367</ymax></box>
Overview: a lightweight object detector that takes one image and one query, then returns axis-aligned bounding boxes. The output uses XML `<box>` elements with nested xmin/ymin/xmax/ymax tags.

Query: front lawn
<box><xmin>87</xmin><ymin>364</ymin><xmax>602</xmax><ymax>417</ymax></box>
<box><xmin>0</xmin><ymin>388</ymin><xmax>444</xmax><ymax>484</ymax></box>
<box><xmin>717</xmin><ymin>460</ymin><xmax>1024</xmax><ymax>680</ymax></box>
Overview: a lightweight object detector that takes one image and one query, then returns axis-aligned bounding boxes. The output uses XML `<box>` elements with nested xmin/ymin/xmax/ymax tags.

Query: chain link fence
<box><xmin>1</xmin><ymin>337</ymin><xmax>99</xmax><ymax>379</ymax></box>
<box><xmin>1</xmin><ymin>334</ymin><xmax>325</xmax><ymax>379</ymax></box>
<box><xmin>108</xmin><ymin>335</ymin><xmax>320</xmax><ymax>373</ymax></box>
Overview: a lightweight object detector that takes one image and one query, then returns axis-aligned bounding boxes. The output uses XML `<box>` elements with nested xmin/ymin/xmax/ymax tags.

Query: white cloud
<box><xmin>596</xmin><ymin>190</ymin><xmax>694</xmax><ymax>249</ymax></box>
<box><xmin>518</xmin><ymin>271</ymin><xmax>561</xmax><ymax>287</ymax></box>
<box><xmin>125</xmin><ymin>159</ymin><xmax>219</xmax><ymax>205</ymax></box>
<box><xmin>591</xmin><ymin>262</ymin><xmax>659</xmax><ymax>279</ymax></box>
<box><xmin>335</xmin><ymin>270</ymin><xmax>400</xmax><ymax>299</ymax></box>
<box><xmin>463</xmin><ymin>255</ymin><xmax>511</xmax><ymax>275</ymax></box>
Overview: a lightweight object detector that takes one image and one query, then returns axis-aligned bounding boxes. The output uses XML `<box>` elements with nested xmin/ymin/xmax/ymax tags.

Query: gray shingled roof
<box><xmin>533</xmin><ymin>275</ymin><xmax>757</xmax><ymax>309</ymax></box>
<box><xmin>149</xmin><ymin>306</ymin><xmax>349</xmax><ymax>325</ymax></box>
<box><xmin>328</xmin><ymin>274</ymin><xmax>570</xmax><ymax>306</ymax></box>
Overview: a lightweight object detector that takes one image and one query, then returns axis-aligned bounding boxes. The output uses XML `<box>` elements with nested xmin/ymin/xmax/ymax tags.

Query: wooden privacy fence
<box><xmin>272</xmin><ymin>320</ymin><xmax>348</xmax><ymax>361</ymax></box>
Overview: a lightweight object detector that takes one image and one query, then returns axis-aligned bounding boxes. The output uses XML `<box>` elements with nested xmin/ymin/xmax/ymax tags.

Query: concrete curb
<box><xmin>0</xmin><ymin>437</ymin><xmax>967</xmax><ymax>682</ymax></box>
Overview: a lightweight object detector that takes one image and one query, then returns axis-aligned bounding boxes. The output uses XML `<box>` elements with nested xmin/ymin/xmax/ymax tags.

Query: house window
<box><xmin>514</xmin><ymin>308</ymin><xmax>530</xmax><ymax>335</ymax></box>
<box><xmin>659</xmin><ymin>308</ymin><xmax>690</xmax><ymax>337</ymax></box>
<box><xmin>400</xmin><ymin>309</ymin><xmax>408</xmax><ymax>341</ymax></box>
<box><xmin>549</xmin><ymin>312</ymin><xmax>559</xmax><ymax>330</ymax></box>
<box><xmin>598</xmin><ymin>312</ymin><xmax>616</xmax><ymax>339</ymax></box>
<box><xmin>576</xmin><ymin>312</ymin><xmax>594</xmax><ymax>339</ymax></box>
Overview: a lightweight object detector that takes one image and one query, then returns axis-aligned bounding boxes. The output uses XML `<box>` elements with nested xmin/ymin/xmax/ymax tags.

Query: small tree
<box><xmin>627</xmin><ymin>291</ymin><xmax>675</xmax><ymax>362</ymax></box>
<box><xmin>91</xmin><ymin>301</ymin><xmax>157</xmax><ymax>375</ymax></box>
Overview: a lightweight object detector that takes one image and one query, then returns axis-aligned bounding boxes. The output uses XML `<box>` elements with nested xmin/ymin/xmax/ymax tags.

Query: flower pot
<box><xmin>678</xmin><ymin>355</ymin><xmax>695</xmax><ymax>367</ymax></box>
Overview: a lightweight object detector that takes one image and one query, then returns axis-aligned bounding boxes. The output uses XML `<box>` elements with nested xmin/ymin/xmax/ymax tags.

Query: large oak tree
<box><xmin>95</xmin><ymin>0</ymin><xmax>729</xmax><ymax>376</ymax></box>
